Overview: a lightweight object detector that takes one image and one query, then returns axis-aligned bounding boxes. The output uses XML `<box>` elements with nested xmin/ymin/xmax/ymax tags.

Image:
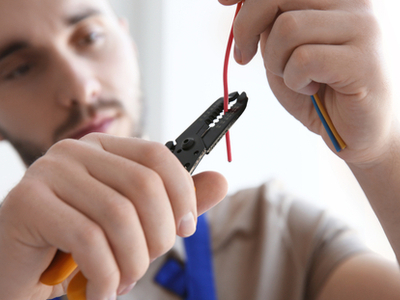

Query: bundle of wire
<box><xmin>223</xmin><ymin>2</ymin><xmax>346</xmax><ymax>160</ymax></box>
<box><xmin>311</xmin><ymin>94</ymin><xmax>346</xmax><ymax>152</ymax></box>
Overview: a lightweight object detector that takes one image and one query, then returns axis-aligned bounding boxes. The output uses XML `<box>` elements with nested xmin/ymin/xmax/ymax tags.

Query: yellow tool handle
<box><xmin>40</xmin><ymin>250</ymin><xmax>77</xmax><ymax>285</ymax></box>
<box><xmin>67</xmin><ymin>271</ymin><xmax>88</xmax><ymax>300</ymax></box>
<box><xmin>41</xmin><ymin>250</ymin><xmax>87</xmax><ymax>299</ymax></box>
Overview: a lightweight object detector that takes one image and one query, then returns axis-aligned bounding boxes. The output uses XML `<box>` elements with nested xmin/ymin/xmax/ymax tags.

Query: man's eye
<box><xmin>78</xmin><ymin>31</ymin><xmax>104</xmax><ymax>46</ymax></box>
<box><xmin>5</xmin><ymin>64</ymin><xmax>31</xmax><ymax>80</ymax></box>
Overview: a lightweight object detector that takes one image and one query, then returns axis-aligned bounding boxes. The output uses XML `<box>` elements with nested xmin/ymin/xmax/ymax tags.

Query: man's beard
<box><xmin>0</xmin><ymin>99</ymin><xmax>138</xmax><ymax>167</ymax></box>
<box><xmin>0</xmin><ymin>130</ymin><xmax>46</xmax><ymax>167</ymax></box>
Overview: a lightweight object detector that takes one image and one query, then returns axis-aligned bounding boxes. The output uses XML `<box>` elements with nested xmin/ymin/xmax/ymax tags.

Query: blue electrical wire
<box><xmin>311</xmin><ymin>95</ymin><xmax>343</xmax><ymax>152</ymax></box>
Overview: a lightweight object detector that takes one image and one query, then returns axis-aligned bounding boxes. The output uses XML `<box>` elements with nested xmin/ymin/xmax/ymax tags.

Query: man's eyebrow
<box><xmin>0</xmin><ymin>9</ymin><xmax>102</xmax><ymax>61</ymax></box>
<box><xmin>0</xmin><ymin>42</ymin><xmax>29</xmax><ymax>61</ymax></box>
<box><xmin>66</xmin><ymin>8</ymin><xmax>103</xmax><ymax>26</ymax></box>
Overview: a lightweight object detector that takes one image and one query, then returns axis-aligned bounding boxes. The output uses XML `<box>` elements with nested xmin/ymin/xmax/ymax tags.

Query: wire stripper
<box><xmin>40</xmin><ymin>91</ymin><xmax>248</xmax><ymax>299</ymax></box>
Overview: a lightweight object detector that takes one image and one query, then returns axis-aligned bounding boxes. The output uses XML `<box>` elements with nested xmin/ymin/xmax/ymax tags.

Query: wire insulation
<box><xmin>311</xmin><ymin>93</ymin><xmax>346</xmax><ymax>151</ymax></box>
<box><xmin>223</xmin><ymin>2</ymin><xmax>242</xmax><ymax>162</ymax></box>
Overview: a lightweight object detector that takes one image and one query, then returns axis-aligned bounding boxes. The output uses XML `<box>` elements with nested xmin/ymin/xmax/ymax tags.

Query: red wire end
<box><xmin>225</xmin><ymin>130</ymin><xmax>232</xmax><ymax>162</ymax></box>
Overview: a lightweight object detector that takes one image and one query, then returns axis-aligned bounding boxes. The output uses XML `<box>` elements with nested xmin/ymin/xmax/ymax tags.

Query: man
<box><xmin>0</xmin><ymin>0</ymin><xmax>400</xmax><ymax>299</ymax></box>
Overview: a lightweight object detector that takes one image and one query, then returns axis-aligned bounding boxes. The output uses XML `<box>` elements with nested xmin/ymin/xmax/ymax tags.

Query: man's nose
<box><xmin>55</xmin><ymin>54</ymin><xmax>102</xmax><ymax>107</ymax></box>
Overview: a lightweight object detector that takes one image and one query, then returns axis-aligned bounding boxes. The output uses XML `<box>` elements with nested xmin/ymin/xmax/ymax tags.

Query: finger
<box><xmin>44</xmin><ymin>158</ymin><xmax>150</xmax><ymax>294</ymax></box>
<box><xmin>266</xmin><ymin>68</ymin><xmax>315</xmax><ymax>123</ymax></box>
<box><xmin>232</xmin><ymin>0</ymin><xmax>347</xmax><ymax>64</ymax></box>
<box><xmin>46</xmin><ymin>138</ymin><xmax>173</xmax><ymax>292</ymax></box>
<box><xmin>266</xmin><ymin>43</ymin><xmax>374</xmax><ymax>147</ymax></box>
<box><xmin>264</xmin><ymin>10</ymin><xmax>358</xmax><ymax>77</ymax></box>
<box><xmin>18</xmin><ymin>179</ymin><xmax>120</xmax><ymax>300</ymax></box>
<box><xmin>233</xmin><ymin>0</ymin><xmax>277</xmax><ymax>64</ymax></box>
<box><xmin>81</xmin><ymin>134</ymin><xmax>197</xmax><ymax>238</ymax></box>
<box><xmin>192</xmin><ymin>171</ymin><xmax>228</xmax><ymax>215</ymax></box>
<box><xmin>283</xmin><ymin>44</ymin><xmax>371</xmax><ymax>96</ymax></box>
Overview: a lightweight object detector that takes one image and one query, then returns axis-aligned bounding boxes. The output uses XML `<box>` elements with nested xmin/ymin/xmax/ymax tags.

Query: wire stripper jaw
<box><xmin>165</xmin><ymin>91</ymin><xmax>248</xmax><ymax>174</ymax></box>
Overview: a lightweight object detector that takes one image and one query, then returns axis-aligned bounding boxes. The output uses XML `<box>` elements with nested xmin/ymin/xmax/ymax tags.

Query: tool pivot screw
<box><xmin>182</xmin><ymin>138</ymin><xmax>195</xmax><ymax>151</ymax></box>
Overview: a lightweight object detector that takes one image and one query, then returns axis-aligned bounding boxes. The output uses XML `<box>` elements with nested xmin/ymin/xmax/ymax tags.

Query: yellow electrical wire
<box><xmin>312</xmin><ymin>93</ymin><xmax>346</xmax><ymax>151</ymax></box>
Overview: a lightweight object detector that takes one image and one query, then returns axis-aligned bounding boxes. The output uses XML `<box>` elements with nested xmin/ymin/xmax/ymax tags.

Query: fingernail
<box><xmin>234</xmin><ymin>44</ymin><xmax>243</xmax><ymax>64</ymax></box>
<box><xmin>118</xmin><ymin>282</ymin><xmax>137</xmax><ymax>295</ymax></box>
<box><xmin>178</xmin><ymin>212</ymin><xmax>196</xmax><ymax>237</ymax></box>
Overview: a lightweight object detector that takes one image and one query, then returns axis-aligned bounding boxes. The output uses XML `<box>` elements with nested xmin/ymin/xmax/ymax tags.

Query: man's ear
<box><xmin>118</xmin><ymin>17</ymin><xmax>130</xmax><ymax>33</ymax></box>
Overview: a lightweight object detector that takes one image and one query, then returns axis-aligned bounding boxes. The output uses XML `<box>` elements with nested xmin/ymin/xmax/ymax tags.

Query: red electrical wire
<box><xmin>224</xmin><ymin>2</ymin><xmax>242</xmax><ymax>162</ymax></box>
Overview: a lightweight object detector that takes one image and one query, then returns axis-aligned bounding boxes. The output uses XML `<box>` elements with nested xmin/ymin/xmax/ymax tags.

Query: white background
<box><xmin>1</xmin><ymin>0</ymin><xmax>400</xmax><ymax>261</ymax></box>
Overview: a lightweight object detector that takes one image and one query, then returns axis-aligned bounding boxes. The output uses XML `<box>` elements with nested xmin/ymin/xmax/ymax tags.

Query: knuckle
<box><xmin>45</xmin><ymin>139</ymin><xmax>88</xmax><ymax>164</ymax></box>
<box><xmin>283</xmin><ymin>46</ymin><xmax>313</xmax><ymax>91</ymax></box>
<box><xmin>2</xmin><ymin>179</ymin><xmax>40</xmax><ymax>213</ymax></box>
<box><xmin>97</xmin><ymin>268</ymin><xmax>121</xmax><ymax>290</ymax></box>
<box><xmin>148</xmin><ymin>228</ymin><xmax>176</xmax><ymax>259</ymax></box>
<box><xmin>28</xmin><ymin>147</ymin><xmax>82</xmax><ymax>182</ymax></box>
<box><xmin>291</xmin><ymin>46</ymin><xmax>313</xmax><ymax>71</ymax></box>
<box><xmin>27</xmin><ymin>154</ymin><xmax>64</xmax><ymax>179</ymax></box>
<box><xmin>266</xmin><ymin>12</ymin><xmax>302</xmax><ymax>76</ymax></box>
<box><xmin>75</xmin><ymin>222</ymin><xmax>105</xmax><ymax>248</ymax></box>
<box><xmin>133</xmin><ymin>167</ymin><xmax>163</xmax><ymax>194</ymax></box>
<box><xmin>48</xmin><ymin>138</ymin><xmax>80</xmax><ymax>154</ymax></box>
<box><xmin>142</xmin><ymin>141</ymin><xmax>171</xmax><ymax>165</ymax></box>
<box><xmin>275</xmin><ymin>12</ymin><xmax>301</xmax><ymax>40</ymax></box>
<box><xmin>105</xmin><ymin>199</ymin><xmax>136</xmax><ymax>226</ymax></box>
<box><xmin>42</xmin><ymin>153</ymin><xmax>66</xmax><ymax>168</ymax></box>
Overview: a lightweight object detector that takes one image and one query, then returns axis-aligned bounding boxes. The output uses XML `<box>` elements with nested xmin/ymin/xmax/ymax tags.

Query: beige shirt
<box><xmin>118</xmin><ymin>181</ymin><xmax>368</xmax><ymax>300</ymax></box>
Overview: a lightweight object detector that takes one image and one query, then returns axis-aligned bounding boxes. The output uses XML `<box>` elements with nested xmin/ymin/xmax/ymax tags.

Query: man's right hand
<box><xmin>0</xmin><ymin>133</ymin><xmax>228</xmax><ymax>300</ymax></box>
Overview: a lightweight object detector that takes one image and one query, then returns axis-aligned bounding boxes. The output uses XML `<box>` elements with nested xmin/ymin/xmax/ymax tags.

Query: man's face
<box><xmin>0</xmin><ymin>0</ymin><xmax>141</xmax><ymax>165</ymax></box>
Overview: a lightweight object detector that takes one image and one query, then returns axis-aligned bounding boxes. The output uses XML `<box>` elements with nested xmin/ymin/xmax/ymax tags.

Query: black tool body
<box><xmin>165</xmin><ymin>92</ymin><xmax>248</xmax><ymax>174</ymax></box>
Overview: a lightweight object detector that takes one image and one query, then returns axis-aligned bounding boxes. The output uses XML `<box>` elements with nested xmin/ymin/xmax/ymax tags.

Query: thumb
<box><xmin>192</xmin><ymin>171</ymin><xmax>228</xmax><ymax>215</ymax></box>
